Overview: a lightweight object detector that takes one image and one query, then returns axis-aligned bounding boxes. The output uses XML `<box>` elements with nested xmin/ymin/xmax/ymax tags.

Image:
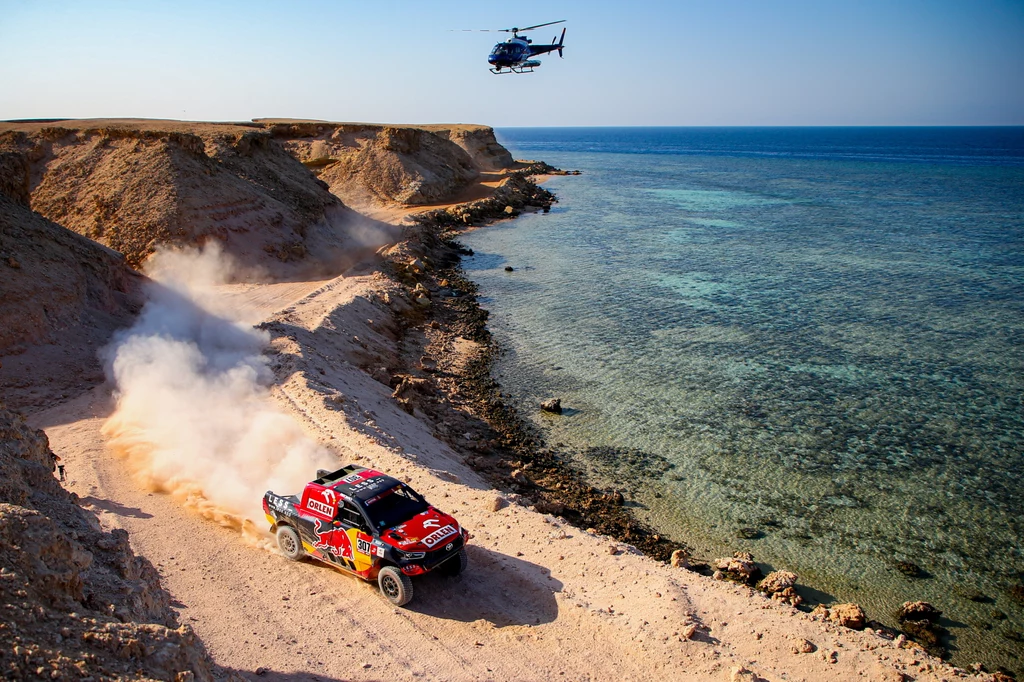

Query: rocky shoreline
<box><xmin>370</xmin><ymin>167</ymin><xmax>1014</xmax><ymax>676</ymax></box>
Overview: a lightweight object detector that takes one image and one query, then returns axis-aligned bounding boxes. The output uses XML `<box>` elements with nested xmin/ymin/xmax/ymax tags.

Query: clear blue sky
<box><xmin>2</xmin><ymin>0</ymin><xmax>1022</xmax><ymax>126</ymax></box>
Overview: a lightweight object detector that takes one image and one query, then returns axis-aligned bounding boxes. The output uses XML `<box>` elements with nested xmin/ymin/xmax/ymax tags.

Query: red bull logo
<box><xmin>312</xmin><ymin>519</ymin><xmax>353</xmax><ymax>560</ymax></box>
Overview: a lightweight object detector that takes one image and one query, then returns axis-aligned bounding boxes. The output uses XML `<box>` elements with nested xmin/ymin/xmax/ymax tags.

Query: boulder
<box><xmin>669</xmin><ymin>549</ymin><xmax>689</xmax><ymax>569</ymax></box>
<box><xmin>792</xmin><ymin>638</ymin><xmax>816</xmax><ymax>654</ymax></box>
<box><xmin>895</xmin><ymin>560</ymin><xmax>925</xmax><ymax>578</ymax></box>
<box><xmin>540</xmin><ymin>398</ymin><xmax>562</xmax><ymax>414</ymax></box>
<box><xmin>897</xmin><ymin>601</ymin><xmax>942</xmax><ymax>623</ymax></box>
<box><xmin>828</xmin><ymin>603</ymin><xmax>867</xmax><ymax>630</ymax></box>
<box><xmin>604</xmin><ymin>490</ymin><xmax>625</xmax><ymax>505</ymax></box>
<box><xmin>714</xmin><ymin>552</ymin><xmax>761</xmax><ymax>584</ymax></box>
<box><xmin>757</xmin><ymin>570</ymin><xmax>801</xmax><ymax>606</ymax></box>
<box><xmin>758</xmin><ymin>570</ymin><xmax>797</xmax><ymax>594</ymax></box>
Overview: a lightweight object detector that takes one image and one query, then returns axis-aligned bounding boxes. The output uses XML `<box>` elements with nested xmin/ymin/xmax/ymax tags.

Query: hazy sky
<box><xmin>2</xmin><ymin>0</ymin><xmax>1022</xmax><ymax>126</ymax></box>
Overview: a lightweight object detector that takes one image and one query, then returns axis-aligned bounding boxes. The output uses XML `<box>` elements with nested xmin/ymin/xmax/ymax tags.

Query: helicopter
<box><xmin>484</xmin><ymin>20</ymin><xmax>566</xmax><ymax>74</ymax></box>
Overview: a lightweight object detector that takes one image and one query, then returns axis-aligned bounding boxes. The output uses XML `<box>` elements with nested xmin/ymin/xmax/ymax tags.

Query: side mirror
<box><xmin>333</xmin><ymin>520</ymin><xmax>342</xmax><ymax>528</ymax></box>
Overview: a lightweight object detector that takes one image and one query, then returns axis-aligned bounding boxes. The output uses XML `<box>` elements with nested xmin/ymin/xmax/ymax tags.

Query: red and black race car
<box><xmin>262</xmin><ymin>465</ymin><xmax>468</xmax><ymax>606</ymax></box>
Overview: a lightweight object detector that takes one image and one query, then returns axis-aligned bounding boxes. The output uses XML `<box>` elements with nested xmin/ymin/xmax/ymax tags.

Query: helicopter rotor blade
<box><xmin>516</xmin><ymin>19</ymin><xmax>565</xmax><ymax>32</ymax></box>
<box><xmin>497</xmin><ymin>19</ymin><xmax>565</xmax><ymax>33</ymax></box>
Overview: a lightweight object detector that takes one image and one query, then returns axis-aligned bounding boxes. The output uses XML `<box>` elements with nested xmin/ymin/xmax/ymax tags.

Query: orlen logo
<box><xmin>307</xmin><ymin>488</ymin><xmax>335</xmax><ymax>517</ymax></box>
<box><xmin>422</xmin><ymin>525</ymin><xmax>457</xmax><ymax>548</ymax></box>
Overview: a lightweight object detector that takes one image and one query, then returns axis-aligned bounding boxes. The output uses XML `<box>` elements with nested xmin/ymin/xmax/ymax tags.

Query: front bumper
<box><xmin>398</xmin><ymin>534</ymin><xmax>465</xmax><ymax>575</ymax></box>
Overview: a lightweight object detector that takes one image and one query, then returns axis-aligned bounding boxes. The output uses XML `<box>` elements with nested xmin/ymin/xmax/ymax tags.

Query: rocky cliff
<box><xmin>0</xmin><ymin>120</ymin><xmax>514</xmax><ymax>271</ymax></box>
<box><xmin>0</xmin><ymin>403</ymin><xmax>217</xmax><ymax>680</ymax></box>
<box><xmin>0</xmin><ymin>122</ymin><xmax>359</xmax><ymax>269</ymax></box>
<box><xmin>266</xmin><ymin>121</ymin><xmax>515</xmax><ymax>211</ymax></box>
<box><xmin>0</xmin><ymin>151</ymin><xmax>143</xmax><ymax>410</ymax></box>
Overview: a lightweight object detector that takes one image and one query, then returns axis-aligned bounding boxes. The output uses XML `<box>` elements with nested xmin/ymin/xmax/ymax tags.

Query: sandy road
<box><xmin>29</xmin><ymin>270</ymin><xmax>971</xmax><ymax>682</ymax></box>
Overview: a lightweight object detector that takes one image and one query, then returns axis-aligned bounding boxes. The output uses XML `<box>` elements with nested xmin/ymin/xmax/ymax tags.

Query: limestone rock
<box><xmin>758</xmin><ymin>570</ymin><xmax>797</xmax><ymax>594</ymax></box>
<box><xmin>670</xmin><ymin>549</ymin><xmax>689</xmax><ymax>568</ymax></box>
<box><xmin>758</xmin><ymin>570</ymin><xmax>802</xmax><ymax>606</ymax></box>
<box><xmin>714</xmin><ymin>552</ymin><xmax>761</xmax><ymax>584</ymax></box>
<box><xmin>540</xmin><ymin>398</ymin><xmax>562</xmax><ymax>414</ymax></box>
<box><xmin>792</xmin><ymin>638</ymin><xmax>816</xmax><ymax>654</ymax></box>
<box><xmin>731</xmin><ymin>665</ymin><xmax>757</xmax><ymax>682</ymax></box>
<box><xmin>897</xmin><ymin>601</ymin><xmax>942</xmax><ymax>623</ymax></box>
<box><xmin>828</xmin><ymin>603</ymin><xmax>867</xmax><ymax>630</ymax></box>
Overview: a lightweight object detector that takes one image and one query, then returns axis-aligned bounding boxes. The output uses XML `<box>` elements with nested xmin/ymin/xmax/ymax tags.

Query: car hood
<box><xmin>384</xmin><ymin>507</ymin><xmax>461</xmax><ymax>552</ymax></box>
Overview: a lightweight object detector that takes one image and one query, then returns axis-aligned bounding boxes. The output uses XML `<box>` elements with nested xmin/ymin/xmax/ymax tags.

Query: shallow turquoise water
<box><xmin>462</xmin><ymin>130</ymin><xmax>1024</xmax><ymax>668</ymax></box>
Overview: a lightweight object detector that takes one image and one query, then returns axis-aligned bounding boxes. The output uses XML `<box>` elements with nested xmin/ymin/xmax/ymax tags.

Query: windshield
<box><xmin>362</xmin><ymin>484</ymin><xmax>428</xmax><ymax>531</ymax></box>
<box><xmin>490</xmin><ymin>43</ymin><xmax>515</xmax><ymax>57</ymax></box>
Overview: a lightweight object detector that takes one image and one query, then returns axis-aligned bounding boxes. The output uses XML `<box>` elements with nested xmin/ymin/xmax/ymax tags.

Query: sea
<box><xmin>460</xmin><ymin>127</ymin><xmax>1024</xmax><ymax>669</ymax></box>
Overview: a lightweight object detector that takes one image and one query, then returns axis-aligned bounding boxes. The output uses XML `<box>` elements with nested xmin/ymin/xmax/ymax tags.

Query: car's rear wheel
<box><xmin>440</xmin><ymin>548</ymin><xmax>468</xmax><ymax>577</ymax></box>
<box><xmin>276</xmin><ymin>526</ymin><xmax>303</xmax><ymax>561</ymax></box>
<box><xmin>378</xmin><ymin>566</ymin><xmax>413</xmax><ymax>606</ymax></box>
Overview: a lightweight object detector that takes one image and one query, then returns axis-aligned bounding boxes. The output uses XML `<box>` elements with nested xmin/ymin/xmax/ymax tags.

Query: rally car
<box><xmin>262</xmin><ymin>465</ymin><xmax>468</xmax><ymax>606</ymax></box>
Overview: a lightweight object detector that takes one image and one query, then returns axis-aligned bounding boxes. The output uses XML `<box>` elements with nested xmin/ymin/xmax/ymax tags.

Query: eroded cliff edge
<box><xmin>0</xmin><ymin>119</ymin><xmax>513</xmax><ymax>269</ymax></box>
<box><xmin>0</xmin><ymin>403</ymin><xmax>218</xmax><ymax>680</ymax></box>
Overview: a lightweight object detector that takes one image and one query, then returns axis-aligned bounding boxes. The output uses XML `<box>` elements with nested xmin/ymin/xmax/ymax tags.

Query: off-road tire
<box><xmin>276</xmin><ymin>525</ymin><xmax>304</xmax><ymax>561</ymax></box>
<box><xmin>378</xmin><ymin>566</ymin><xmax>413</xmax><ymax>606</ymax></box>
<box><xmin>439</xmin><ymin>548</ymin><xmax>468</xmax><ymax>577</ymax></box>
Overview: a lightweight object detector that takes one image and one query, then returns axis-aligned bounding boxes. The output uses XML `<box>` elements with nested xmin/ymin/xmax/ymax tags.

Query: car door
<box><xmin>338</xmin><ymin>503</ymin><xmax>377</xmax><ymax>576</ymax></box>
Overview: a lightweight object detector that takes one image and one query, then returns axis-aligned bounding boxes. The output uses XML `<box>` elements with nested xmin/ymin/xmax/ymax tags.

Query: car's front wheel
<box><xmin>378</xmin><ymin>566</ymin><xmax>413</xmax><ymax>606</ymax></box>
<box><xmin>439</xmin><ymin>548</ymin><xmax>468</xmax><ymax>576</ymax></box>
<box><xmin>276</xmin><ymin>526</ymin><xmax>304</xmax><ymax>561</ymax></box>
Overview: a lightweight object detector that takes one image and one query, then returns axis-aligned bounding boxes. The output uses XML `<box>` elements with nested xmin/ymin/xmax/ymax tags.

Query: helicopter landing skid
<box><xmin>491</xmin><ymin>65</ymin><xmax>540</xmax><ymax>74</ymax></box>
<box><xmin>490</xmin><ymin>61</ymin><xmax>541</xmax><ymax>74</ymax></box>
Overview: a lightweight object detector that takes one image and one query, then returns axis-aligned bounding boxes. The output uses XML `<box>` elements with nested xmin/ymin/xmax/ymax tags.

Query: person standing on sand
<box><xmin>51</xmin><ymin>452</ymin><xmax>66</xmax><ymax>482</ymax></box>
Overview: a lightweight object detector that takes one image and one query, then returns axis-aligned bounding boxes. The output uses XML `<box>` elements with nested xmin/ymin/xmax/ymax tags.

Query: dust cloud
<box><xmin>102</xmin><ymin>244</ymin><xmax>335</xmax><ymax>536</ymax></box>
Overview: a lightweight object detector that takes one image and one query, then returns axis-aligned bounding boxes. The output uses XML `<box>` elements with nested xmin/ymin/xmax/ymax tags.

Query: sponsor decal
<box><xmin>422</xmin><ymin>519</ymin><xmax>441</xmax><ymax>529</ymax></box>
<box><xmin>312</xmin><ymin>519</ymin><xmax>353</xmax><ymax>560</ymax></box>
<box><xmin>347</xmin><ymin>478</ymin><xmax>385</xmax><ymax>495</ymax></box>
<box><xmin>356</xmin><ymin>538</ymin><xmax>372</xmax><ymax>556</ymax></box>
<box><xmin>307</xmin><ymin>498</ymin><xmax>334</xmax><ymax>517</ymax></box>
<box><xmin>341</xmin><ymin>473</ymin><xmax>363</xmax><ymax>484</ymax></box>
<box><xmin>266</xmin><ymin>494</ymin><xmax>295</xmax><ymax>516</ymax></box>
<box><xmin>422</xmin><ymin>524</ymin><xmax>457</xmax><ymax>548</ymax></box>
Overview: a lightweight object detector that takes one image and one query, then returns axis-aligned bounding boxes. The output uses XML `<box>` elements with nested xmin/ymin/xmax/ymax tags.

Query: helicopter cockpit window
<box><xmin>490</xmin><ymin>44</ymin><xmax>515</xmax><ymax>57</ymax></box>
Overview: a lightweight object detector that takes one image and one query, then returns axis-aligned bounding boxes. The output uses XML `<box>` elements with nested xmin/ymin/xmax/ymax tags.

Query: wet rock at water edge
<box><xmin>604</xmin><ymin>490</ymin><xmax>625</xmax><ymax>506</ymax></box>
<box><xmin>670</xmin><ymin>549</ymin><xmax>689</xmax><ymax>568</ymax></box>
<box><xmin>827</xmin><ymin>603</ymin><xmax>867</xmax><ymax>630</ymax></box>
<box><xmin>540</xmin><ymin>398</ymin><xmax>562</xmax><ymax>414</ymax></box>
<box><xmin>736</xmin><ymin>527</ymin><xmax>764</xmax><ymax>540</ymax></box>
<box><xmin>504</xmin><ymin>265</ymin><xmax>514</xmax><ymax>272</ymax></box>
<box><xmin>898</xmin><ymin>601</ymin><xmax>942</xmax><ymax>623</ymax></box>
<box><xmin>757</xmin><ymin>570</ymin><xmax>802</xmax><ymax>606</ymax></box>
<box><xmin>900</xmin><ymin>619</ymin><xmax>945</xmax><ymax>655</ymax></box>
<box><xmin>895</xmin><ymin>560</ymin><xmax>928</xmax><ymax>579</ymax></box>
<box><xmin>714</xmin><ymin>552</ymin><xmax>762</xmax><ymax>585</ymax></box>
